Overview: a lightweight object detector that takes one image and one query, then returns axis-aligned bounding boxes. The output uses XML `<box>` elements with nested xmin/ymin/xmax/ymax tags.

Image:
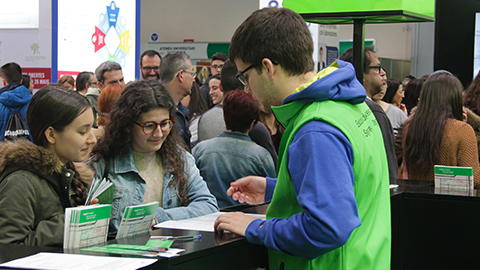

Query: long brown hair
<box><xmin>404</xmin><ymin>72</ymin><xmax>463</xmax><ymax>174</ymax></box>
<box><xmin>27</xmin><ymin>85</ymin><xmax>91</xmax><ymax>205</ymax></box>
<box><xmin>91</xmin><ymin>80</ymin><xmax>189</xmax><ymax>203</ymax></box>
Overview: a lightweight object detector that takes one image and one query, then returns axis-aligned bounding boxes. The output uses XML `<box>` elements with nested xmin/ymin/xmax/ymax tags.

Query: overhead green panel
<box><xmin>283</xmin><ymin>0</ymin><xmax>434</xmax><ymax>24</ymax></box>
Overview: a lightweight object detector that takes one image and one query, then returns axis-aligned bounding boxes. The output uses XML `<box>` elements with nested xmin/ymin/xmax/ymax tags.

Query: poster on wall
<box><xmin>56</xmin><ymin>0</ymin><xmax>139</xmax><ymax>83</ymax></box>
<box><xmin>0</xmin><ymin>0</ymin><xmax>51</xmax><ymax>91</ymax></box>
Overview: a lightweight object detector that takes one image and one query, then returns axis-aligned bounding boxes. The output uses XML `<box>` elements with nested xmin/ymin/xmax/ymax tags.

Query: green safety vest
<box><xmin>267</xmin><ymin>100</ymin><xmax>391</xmax><ymax>270</ymax></box>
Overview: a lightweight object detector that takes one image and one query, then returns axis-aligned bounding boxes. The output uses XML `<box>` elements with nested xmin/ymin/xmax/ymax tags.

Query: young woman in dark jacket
<box><xmin>0</xmin><ymin>85</ymin><xmax>97</xmax><ymax>246</ymax></box>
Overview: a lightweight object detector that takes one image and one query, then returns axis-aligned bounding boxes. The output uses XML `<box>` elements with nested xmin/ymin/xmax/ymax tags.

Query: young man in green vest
<box><xmin>214</xmin><ymin>7</ymin><xmax>391</xmax><ymax>270</ymax></box>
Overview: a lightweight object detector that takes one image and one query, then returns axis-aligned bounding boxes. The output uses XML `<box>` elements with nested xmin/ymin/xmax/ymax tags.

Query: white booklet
<box><xmin>116</xmin><ymin>201</ymin><xmax>159</xmax><ymax>239</ymax></box>
<box><xmin>154</xmin><ymin>212</ymin><xmax>267</xmax><ymax>232</ymax></box>
<box><xmin>63</xmin><ymin>204</ymin><xmax>111</xmax><ymax>249</ymax></box>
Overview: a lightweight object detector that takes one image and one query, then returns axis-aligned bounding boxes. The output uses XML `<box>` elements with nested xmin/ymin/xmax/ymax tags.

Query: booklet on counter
<box><xmin>85</xmin><ymin>177</ymin><xmax>114</xmax><ymax>205</ymax></box>
<box><xmin>434</xmin><ymin>165</ymin><xmax>474</xmax><ymax>196</ymax></box>
<box><xmin>116</xmin><ymin>201</ymin><xmax>159</xmax><ymax>239</ymax></box>
<box><xmin>63</xmin><ymin>204</ymin><xmax>111</xmax><ymax>249</ymax></box>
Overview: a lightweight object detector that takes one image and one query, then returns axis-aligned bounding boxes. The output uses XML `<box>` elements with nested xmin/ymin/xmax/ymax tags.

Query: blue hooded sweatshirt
<box><xmin>0</xmin><ymin>83</ymin><xmax>32</xmax><ymax>140</ymax></box>
<box><xmin>245</xmin><ymin>60</ymin><xmax>369</xmax><ymax>260</ymax></box>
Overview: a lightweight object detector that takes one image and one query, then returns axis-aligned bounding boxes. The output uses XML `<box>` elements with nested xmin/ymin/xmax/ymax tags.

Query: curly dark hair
<box><xmin>91</xmin><ymin>80</ymin><xmax>189</xmax><ymax>203</ymax></box>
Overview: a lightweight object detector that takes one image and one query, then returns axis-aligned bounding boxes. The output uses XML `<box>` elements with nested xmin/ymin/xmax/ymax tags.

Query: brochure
<box><xmin>63</xmin><ymin>204</ymin><xmax>112</xmax><ymax>249</ymax></box>
<box><xmin>85</xmin><ymin>177</ymin><xmax>114</xmax><ymax>205</ymax></box>
<box><xmin>434</xmin><ymin>165</ymin><xmax>474</xmax><ymax>195</ymax></box>
<box><xmin>116</xmin><ymin>201</ymin><xmax>159</xmax><ymax>239</ymax></box>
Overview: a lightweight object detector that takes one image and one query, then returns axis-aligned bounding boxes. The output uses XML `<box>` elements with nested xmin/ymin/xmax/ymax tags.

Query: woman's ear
<box><xmin>44</xmin><ymin>126</ymin><xmax>56</xmax><ymax>145</ymax></box>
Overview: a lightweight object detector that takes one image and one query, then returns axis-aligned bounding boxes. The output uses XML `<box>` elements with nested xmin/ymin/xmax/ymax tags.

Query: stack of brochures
<box><xmin>63</xmin><ymin>204</ymin><xmax>112</xmax><ymax>249</ymax></box>
<box><xmin>85</xmin><ymin>177</ymin><xmax>114</xmax><ymax>205</ymax></box>
<box><xmin>434</xmin><ymin>165</ymin><xmax>474</xmax><ymax>196</ymax></box>
<box><xmin>116</xmin><ymin>201</ymin><xmax>159</xmax><ymax>239</ymax></box>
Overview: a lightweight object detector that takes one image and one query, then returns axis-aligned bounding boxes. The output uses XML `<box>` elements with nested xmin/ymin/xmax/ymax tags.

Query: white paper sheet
<box><xmin>154</xmin><ymin>212</ymin><xmax>266</xmax><ymax>232</ymax></box>
<box><xmin>0</xmin><ymin>252</ymin><xmax>156</xmax><ymax>270</ymax></box>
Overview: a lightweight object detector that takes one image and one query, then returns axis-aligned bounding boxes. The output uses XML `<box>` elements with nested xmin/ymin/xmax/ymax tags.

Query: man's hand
<box><xmin>227</xmin><ymin>176</ymin><xmax>266</xmax><ymax>205</ymax></box>
<box><xmin>214</xmin><ymin>212</ymin><xmax>257</xmax><ymax>236</ymax></box>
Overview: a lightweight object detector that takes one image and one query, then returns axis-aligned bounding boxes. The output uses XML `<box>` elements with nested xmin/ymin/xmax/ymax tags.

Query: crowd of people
<box><xmin>1</xmin><ymin>6</ymin><xmax>480</xmax><ymax>270</ymax></box>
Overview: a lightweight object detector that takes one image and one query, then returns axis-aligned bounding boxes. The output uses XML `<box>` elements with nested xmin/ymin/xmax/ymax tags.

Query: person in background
<box><xmin>193</xmin><ymin>90</ymin><xmax>276</xmax><ymax>208</ymax></box>
<box><xmin>372</xmin><ymin>78</ymin><xmax>407</xmax><ymax>136</ymax></box>
<box><xmin>383</xmin><ymin>78</ymin><xmax>407</xmax><ymax>115</ymax></box>
<box><xmin>402</xmin><ymin>71</ymin><xmax>480</xmax><ymax>185</ymax></box>
<box><xmin>197</xmin><ymin>59</ymin><xmax>278</xmax><ymax>165</ymax></box>
<box><xmin>91</xmin><ymin>83</ymin><xmax>125</xmax><ymax>139</ymax></box>
<box><xmin>0</xmin><ymin>85</ymin><xmax>97</xmax><ymax>246</ymax></box>
<box><xmin>339</xmin><ymin>46</ymin><xmax>398</xmax><ymax>183</ymax></box>
<box><xmin>21</xmin><ymin>74</ymin><xmax>34</xmax><ymax>94</ymax></box>
<box><xmin>403</xmin><ymin>78</ymin><xmax>425</xmax><ymax>115</ymax></box>
<box><xmin>0</xmin><ymin>62</ymin><xmax>32</xmax><ymax>140</ymax></box>
<box><xmin>76</xmin><ymin>71</ymin><xmax>96</xmax><ymax>96</ymax></box>
<box><xmin>159</xmin><ymin>52</ymin><xmax>196</xmax><ymax>151</ymax></box>
<box><xmin>58</xmin><ymin>75</ymin><xmax>75</xmax><ymax>90</ymax></box>
<box><xmin>214</xmin><ymin>7</ymin><xmax>390</xmax><ymax>270</ymax></box>
<box><xmin>140</xmin><ymin>50</ymin><xmax>162</xmax><ymax>80</ymax></box>
<box><xmin>200</xmin><ymin>52</ymin><xmax>228</xmax><ymax>109</ymax></box>
<box><xmin>208</xmin><ymin>74</ymin><xmax>222</xmax><ymax>105</ymax></box>
<box><xmin>402</xmin><ymin>75</ymin><xmax>416</xmax><ymax>86</ymax></box>
<box><xmin>90</xmin><ymin>80</ymin><xmax>218</xmax><ymax>237</ymax></box>
<box><xmin>182</xmin><ymin>81</ymin><xmax>208</xmax><ymax>148</ymax></box>
<box><xmin>463</xmin><ymin>70</ymin><xmax>480</xmax><ymax>160</ymax></box>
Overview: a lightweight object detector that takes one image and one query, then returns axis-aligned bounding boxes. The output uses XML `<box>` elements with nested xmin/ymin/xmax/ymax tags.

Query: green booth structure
<box><xmin>283</xmin><ymin>0</ymin><xmax>434</xmax><ymax>81</ymax></box>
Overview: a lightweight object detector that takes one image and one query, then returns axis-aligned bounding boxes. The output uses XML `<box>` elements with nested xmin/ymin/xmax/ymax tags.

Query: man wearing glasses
<box><xmin>159</xmin><ymin>52</ymin><xmax>196</xmax><ymax>151</ymax></box>
<box><xmin>200</xmin><ymin>52</ymin><xmax>228</xmax><ymax>109</ymax></box>
<box><xmin>214</xmin><ymin>7</ymin><xmax>391</xmax><ymax>270</ymax></box>
<box><xmin>339</xmin><ymin>46</ymin><xmax>398</xmax><ymax>184</ymax></box>
<box><xmin>139</xmin><ymin>50</ymin><xmax>162</xmax><ymax>80</ymax></box>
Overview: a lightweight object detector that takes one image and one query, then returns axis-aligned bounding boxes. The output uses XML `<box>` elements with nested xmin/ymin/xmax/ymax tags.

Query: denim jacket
<box><xmin>92</xmin><ymin>147</ymin><xmax>218</xmax><ymax>235</ymax></box>
<box><xmin>192</xmin><ymin>131</ymin><xmax>276</xmax><ymax>208</ymax></box>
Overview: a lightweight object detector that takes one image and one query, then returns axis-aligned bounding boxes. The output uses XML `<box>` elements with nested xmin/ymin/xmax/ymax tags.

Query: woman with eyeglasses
<box><xmin>402</xmin><ymin>71</ymin><xmax>480</xmax><ymax>185</ymax></box>
<box><xmin>90</xmin><ymin>80</ymin><xmax>218</xmax><ymax>237</ymax></box>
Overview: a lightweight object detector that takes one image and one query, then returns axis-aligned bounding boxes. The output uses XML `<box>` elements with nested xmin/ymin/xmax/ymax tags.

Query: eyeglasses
<box><xmin>236</xmin><ymin>64</ymin><xmax>257</xmax><ymax>86</ymax></box>
<box><xmin>89</xmin><ymin>81</ymin><xmax>98</xmax><ymax>86</ymax></box>
<box><xmin>182</xmin><ymin>69</ymin><xmax>197</xmax><ymax>79</ymax></box>
<box><xmin>236</xmin><ymin>60</ymin><xmax>278</xmax><ymax>86</ymax></box>
<box><xmin>135</xmin><ymin>119</ymin><xmax>175</xmax><ymax>135</ymax></box>
<box><xmin>142</xmin><ymin>66</ymin><xmax>160</xmax><ymax>72</ymax></box>
<box><xmin>211</xmin><ymin>64</ymin><xmax>223</xmax><ymax>70</ymax></box>
<box><xmin>368</xmin><ymin>65</ymin><xmax>384</xmax><ymax>73</ymax></box>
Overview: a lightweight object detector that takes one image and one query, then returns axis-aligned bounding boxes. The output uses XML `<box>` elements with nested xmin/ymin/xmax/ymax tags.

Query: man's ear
<box><xmin>262</xmin><ymin>58</ymin><xmax>277</xmax><ymax>79</ymax></box>
<box><xmin>44</xmin><ymin>126</ymin><xmax>56</xmax><ymax>145</ymax></box>
<box><xmin>177</xmin><ymin>70</ymin><xmax>184</xmax><ymax>83</ymax></box>
<box><xmin>97</xmin><ymin>81</ymin><xmax>104</xmax><ymax>91</ymax></box>
<box><xmin>0</xmin><ymin>78</ymin><xmax>6</xmax><ymax>87</ymax></box>
<box><xmin>219</xmin><ymin>82</ymin><xmax>224</xmax><ymax>92</ymax></box>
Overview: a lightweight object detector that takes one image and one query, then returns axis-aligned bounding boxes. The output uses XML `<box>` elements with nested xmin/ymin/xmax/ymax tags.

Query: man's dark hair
<box><xmin>338</xmin><ymin>45</ymin><xmax>376</xmax><ymax>73</ymax></box>
<box><xmin>229</xmin><ymin>7</ymin><xmax>314</xmax><ymax>76</ymax></box>
<box><xmin>21</xmin><ymin>74</ymin><xmax>31</xmax><ymax>89</ymax></box>
<box><xmin>95</xmin><ymin>61</ymin><xmax>122</xmax><ymax>83</ymax></box>
<box><xmin>0</xmin><ymin>62</ymin><xmax>22</xmax><ymax>84</ymax></box>
<box><xmin>220</xmin><ymin>59</ymin><xmax>244</xmax><ymax>94</ymax></box>
<box><xmin>76</xmin><ymin>71</ymin><xmax>94</xmax><ymax>92</ymax></box>
<box><xmin>211</xmin><ymin>52</ymin><xmax>228</xmax><ymax>62</ymax></box>
<box><xmin>139</xmin><ymin>50</ymin><xmax>162</xmax><ymax>67</ymax></box>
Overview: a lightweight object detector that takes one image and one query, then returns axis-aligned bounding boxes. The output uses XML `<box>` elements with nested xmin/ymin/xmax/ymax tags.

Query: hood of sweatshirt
<box><xmin>273</xmin><ymin>59</ymin><xmax>366</xmax><ymax>127</ymax></box>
